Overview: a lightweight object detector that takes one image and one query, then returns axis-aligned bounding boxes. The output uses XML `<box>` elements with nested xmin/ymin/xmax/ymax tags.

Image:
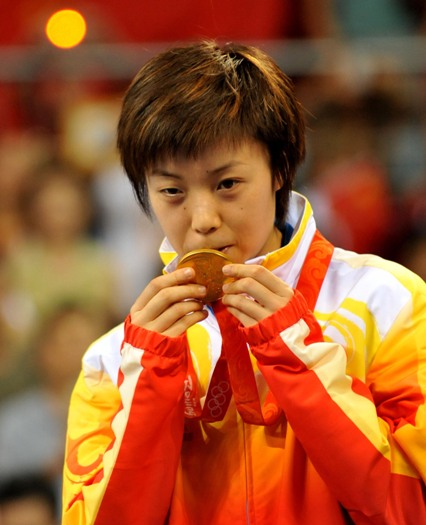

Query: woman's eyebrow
<box><xmin>149</xmin><ymin>168</ymin><xmax>182</xmax><ymax>179</ymax></box>
<box><xmin>150</xmin><ymin>161</ymin><xmax>243</xmax><ymax>178</ymax></box>
<box><xmin>206</xmin><ymin>161</ymin><xmax>242</xmax><ymax>175</ymax></box>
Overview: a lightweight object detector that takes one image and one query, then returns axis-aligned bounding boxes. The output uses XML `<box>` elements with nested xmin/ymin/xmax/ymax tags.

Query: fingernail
<box><xmin>183</xmin><ymin>268</ymin><xmax>193</xmax><ymax>277</ymax></box>
<box><xmin>223</xmin><ymin>265</ymin><xmax>233</xmax><ymax>275</ymax></box>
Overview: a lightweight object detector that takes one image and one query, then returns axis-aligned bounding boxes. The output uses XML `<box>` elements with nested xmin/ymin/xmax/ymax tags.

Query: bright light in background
<box><xmin>45</xmin><ymin>9</ymin><xmax>87</xmax><ymax>49</ymax></box>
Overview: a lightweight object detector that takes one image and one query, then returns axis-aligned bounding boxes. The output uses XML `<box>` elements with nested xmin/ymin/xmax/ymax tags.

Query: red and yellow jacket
<box><xmin>63</xmin><ymin>193</ymin><xmax>426</xmax><ymax>524</ymax></box>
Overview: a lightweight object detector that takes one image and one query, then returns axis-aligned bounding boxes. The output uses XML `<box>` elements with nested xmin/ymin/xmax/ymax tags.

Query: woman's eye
<box><xmin>161</xmin><ymin>187</ymin><xmax>182</xmax><ymax>196</ymax></box>
<box><xmin>218</xmin><ymin>179</ymin><xmax>238</xmax><ymax>190</ymax></box>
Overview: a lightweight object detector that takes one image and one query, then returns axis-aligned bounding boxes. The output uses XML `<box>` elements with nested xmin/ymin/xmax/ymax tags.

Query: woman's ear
<box><xmin>274</xmin><ymin>173</ymin><xmax>284</xmax><ymax>192</ymax></box>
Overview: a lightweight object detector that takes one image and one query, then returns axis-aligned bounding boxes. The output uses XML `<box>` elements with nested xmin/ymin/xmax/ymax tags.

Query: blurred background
<box><xmin>0</xmin><ymin>1</ymin><xmax>425</xmax><ymax>523</ymax></box>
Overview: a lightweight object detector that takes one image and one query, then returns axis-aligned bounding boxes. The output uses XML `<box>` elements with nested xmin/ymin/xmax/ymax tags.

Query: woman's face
<box><xmin>146</xmin><ymin>139</ymin><xmax>282</xmax><ymax>263</ymax></box>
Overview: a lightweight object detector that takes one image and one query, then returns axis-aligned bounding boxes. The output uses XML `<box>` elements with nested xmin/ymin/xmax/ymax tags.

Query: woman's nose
<box><xmin>191</xmin><ymin>203</ymin><xmax>221</xmax><ymax>234</ymax></box>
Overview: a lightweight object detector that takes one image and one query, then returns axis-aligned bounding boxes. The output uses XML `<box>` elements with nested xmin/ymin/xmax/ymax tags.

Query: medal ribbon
<box><xmin>184</xmin><ymin>230</ymin><xmax>334</xmax><ymax>425</ymax></box>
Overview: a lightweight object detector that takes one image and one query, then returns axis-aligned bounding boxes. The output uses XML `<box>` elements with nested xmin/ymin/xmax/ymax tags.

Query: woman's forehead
<box><xmin>152</xmin><ymin>137</ymin><xmax>269</xmax><ymax>167</ymax></box>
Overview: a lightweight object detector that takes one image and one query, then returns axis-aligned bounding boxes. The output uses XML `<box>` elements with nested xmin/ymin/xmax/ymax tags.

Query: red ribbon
<box><xmin>184</xmin><ymin>230</ymin><xmax>333</xmax><ymax>425</ymax></box>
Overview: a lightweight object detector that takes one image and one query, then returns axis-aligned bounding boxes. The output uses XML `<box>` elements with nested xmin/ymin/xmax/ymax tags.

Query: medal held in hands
<box><xmin>177</xmin><ymin>248</ymin><xmax>234</xmax><ymax>303</ymax></box>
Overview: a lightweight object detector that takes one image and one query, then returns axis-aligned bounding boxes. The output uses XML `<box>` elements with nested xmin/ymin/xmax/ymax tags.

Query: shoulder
<box><xmin>82</xmin><ymin>323</ymin><xmax>125</xmax><ymax>386</ymax></box>
<box><xmin>321</xmin><ymin>247</ymin><xmax>425</xmax><ymax>331</ymax></box>
<box><xmin>329</xmin><ymin>248</ymin><xmax>424</xmax><ymax>296</ymax></box>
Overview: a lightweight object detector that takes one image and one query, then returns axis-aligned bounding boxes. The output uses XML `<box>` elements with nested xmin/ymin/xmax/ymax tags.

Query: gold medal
<box><xmin>177</xmin><ymin>248</ymin><xmax>234</xmax><ymax>303</ymax></box>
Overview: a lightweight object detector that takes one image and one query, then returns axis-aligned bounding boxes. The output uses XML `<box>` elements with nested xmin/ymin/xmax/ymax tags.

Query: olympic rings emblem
<box><xmin>207</xmin><ymin>381</ymin><xmax>231</xmax><ymax>417</ymax></box>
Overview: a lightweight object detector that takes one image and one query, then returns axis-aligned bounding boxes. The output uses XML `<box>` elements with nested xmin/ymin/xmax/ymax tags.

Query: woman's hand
<box><xmin>130</xmin><ymin>267</ymin><xmax>207</xmax><ymax>337</ymax></box>
<box><xmin>221</xmin><ymin>264</ymin><xmax>293</xmax><ymax>327</ymax></box>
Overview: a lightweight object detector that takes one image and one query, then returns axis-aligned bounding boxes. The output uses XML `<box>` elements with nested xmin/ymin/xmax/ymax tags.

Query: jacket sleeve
<box><xmin>244</xmin><ymin>286</ymin><xmax>426</xmax><ymax>525</ymax></box>
<box><xmin>62</xmin><ymin>316</ymin><xmax>188</xmax><ymax>525</ymax></box>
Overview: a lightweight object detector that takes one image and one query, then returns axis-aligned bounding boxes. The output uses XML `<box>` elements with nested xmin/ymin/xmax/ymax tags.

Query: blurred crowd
<box><xmin>0</xmin><ymin>1</ymin><xmax>425</xmax><ymax>523</ymax></box>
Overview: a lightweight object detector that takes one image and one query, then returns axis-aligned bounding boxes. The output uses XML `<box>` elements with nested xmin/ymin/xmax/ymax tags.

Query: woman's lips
<box><xmin>186</xmin><ymin>245</ymin><xmax>232</xmax><ymax>254</ymax></box>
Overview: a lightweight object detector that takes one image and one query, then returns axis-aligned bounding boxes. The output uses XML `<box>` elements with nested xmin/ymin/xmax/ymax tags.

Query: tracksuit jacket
<box><xmin>62</xmin><ymin>192</ymin><xmax>426</xmax><ymax>524</ymax></box>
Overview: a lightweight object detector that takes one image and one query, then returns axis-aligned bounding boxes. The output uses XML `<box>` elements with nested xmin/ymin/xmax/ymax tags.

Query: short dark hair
<box><xmin>117</xmin><ymin>41</ymin><xmax>306</xmax><ymax>224</ymax></box>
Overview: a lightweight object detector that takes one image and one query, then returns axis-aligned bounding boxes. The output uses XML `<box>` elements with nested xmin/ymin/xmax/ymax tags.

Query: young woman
<box><xmin>63</xmin><ymin>41</ymin><xmax>426</xmax><ymax>524</ymax></box>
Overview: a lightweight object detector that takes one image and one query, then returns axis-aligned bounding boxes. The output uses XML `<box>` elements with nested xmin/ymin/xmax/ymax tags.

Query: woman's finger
<box><xmin>162</xmin><ymin>308</ymin><xmax>209</xmax><ymax>337</ymax></box>
<box><xmin>132</xmin><ymin>267</ymin><xmax>197</xmax><ymax>310</ymax></box>
<box><xmin>131</xmin><ymin>282</ymin><xmax>206</xmax><ymax>323</ymax></box>
<box><xmin>134</xmin><ymin>299</ymin><xmax>206</xmax><ymax>334</ymax></box>
<box><xmin>222</xmin><ymin>264</ymin><xmax>293</xmax><ymax>315</ymax></box>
